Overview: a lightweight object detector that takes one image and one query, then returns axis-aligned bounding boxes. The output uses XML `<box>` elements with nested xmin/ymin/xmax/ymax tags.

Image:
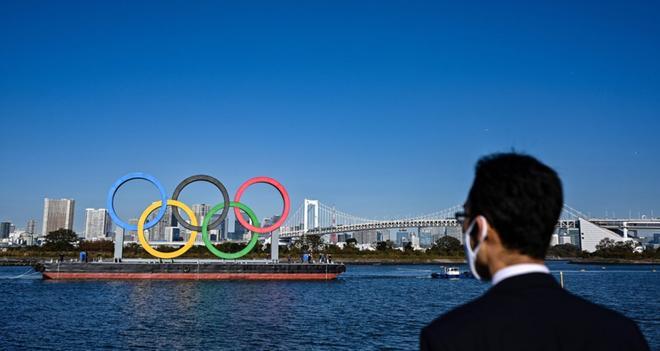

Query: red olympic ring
<box><xmin>234</xmin><ymin>176</ymin><xmax>290</xmax><ymax>234</ymax></box>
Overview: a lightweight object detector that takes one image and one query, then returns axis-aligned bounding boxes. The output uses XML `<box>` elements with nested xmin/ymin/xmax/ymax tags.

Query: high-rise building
<box><xmin>232</xmin><ymin>211</ymin><xmax>250</xmax><ymax>240</ymax></box>
<box><xmin>126</xmin><ymin>219</ymin><xmax>138</xmax><ymax>241</ymax></box>
<box><xmin>164</xmin><ymin>226</ymin><xmax>181</xmax><ymax>242</ymax></box>
<box><xmin>42</xmin><ymin>198</ymin><xmax>75</xmax><ymax>235</ymax></box>
<box><xmin>567</xmin><ymin>228</ymin><xmax>581</xmax><ymax>248</ymax></box>
<box><xmin>419</xmin><ymin>229</ymin><xmax>433</xmax><ymax>247</ymax></box>
<box><xmin>337</xmin><ymin>233</ymin><xmax>352</xmax><ymax>243</ymax></box>
<box><xmin>191</xmin><ymin>204</ymin><xmax>211</xmax><ymax>243</ymax></box>
<box><xmin>26</xmin><ymin>219</ymin><xmax>37</xmax><ymax>235</ymax></box>
<box><xmin>0</xmin><ymin>222</ymin><xmax>11</xmax><ymax>239</ymax></box>
<box><xmin>207</xmin><ymin>214</ymin><xmax>227</xmax><ymax>242</ymax></box>
<box><xmin>147</xmin><ymin>206</ymin><xmax>178</xmax><ymax>241</ymax></box>
<box><xmin>396</xmin><ymin>229</ymin><xmax>409</xmax><ymax>247</ymax></box>
<box><xmin>84</xmin><ymin>208</ymin><xmax>112</xmax><ymax>240</ymax></box>
<box><xmin>355</xmin><ymin>230</ymin><xmax>379</xmax><ymax>244</ymax></box>
<box><xmin>191</xmin><ymin>204</ymin><xmax>211</xmax><ymax>225</ymax></box>
<box><xmin>410</xmin><ymin>232</ymin><xmax>420</xmax><ymax>249</ymax></box>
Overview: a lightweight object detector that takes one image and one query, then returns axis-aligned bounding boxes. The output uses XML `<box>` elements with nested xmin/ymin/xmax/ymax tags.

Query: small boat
<box><xmin>431</xmin><ymin>266</ymin><xmax>474</xmax><ymax>279</ymax></box>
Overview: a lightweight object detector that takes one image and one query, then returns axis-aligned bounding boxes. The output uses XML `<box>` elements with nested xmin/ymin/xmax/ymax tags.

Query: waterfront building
<box><xmin>186</xmin><ymin>204</ymin><xmax>211</xmax><ymax>244</ymax></box>
<box><xmin>209</xmin><ymin>214</ymin><xmax>227</xmax><ymax>241</ymax></box>
<box><xmin>26</xmin><ymin>219</ymin><xmax>37</xmax><ymax>235</ymax></box>
<box><xmin>232</xmin><ymin>211</ymin><xmax>251</xmax><ymax>240</ymax></box>
<box><xmin>396</xmin><ymin>229</ymin><xmax>409</xmax><ymax>247</ymax></box>
<box><xmin>567</xmin><ymin>228</ymin><xmax>581</xmax><ymax>247</ymax></box>
<box><xmin>84</xmin><ymin>208</ymin><xmax>112</xmax><ymax>240</ymax></box>
<box><xmin>410</xmin><ymin>232</ymin><xmax>420</xmax><ymax>249</ymax></box>
<box><xmin>41</xmin><ymin>198</ymin><xmax>75</xmax><ymax>235</ymax></box>
<box><xmin>191</xmin><ymin>204</ymin><xmax>211</xmax><ymax>225</ymax></box>
<box><xmin>551</xmin><ymin>233</ymin><xmax>559</xmax><ymax>246</ymax></box>
<box><xmin>126</xmin><ymin>218</ymin><xmax>138</xmax><ymax>241</ymax></box>
<box><xmin>0</xmin><ymin>222</ymin><xmax>10</xmax><ymax>239</ymax></box>
<box><xmin>164</xmin><ymin>226</ymin><xmax>181</xmax><ymax>242</ymax></box>
<box><xmin>376</xmin><ymin>230</ymin><xmax>389</xmax><ymax>242</ymax></box>
<box><xmin>578</xmin><ymin>218</ymin><xmax>630</xmax><ymax>252</ymax></box>
<box><xmin>148</xmin><ymin>206</ymin><xmax>178</xmax><ymax>241</ymax></box>
<box><xmin>354</xmin><ymin>230</ymin><xmax>378</xmax><ymax>244</ymax></box>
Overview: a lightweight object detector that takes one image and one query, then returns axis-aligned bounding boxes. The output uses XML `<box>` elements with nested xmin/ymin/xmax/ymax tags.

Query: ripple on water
<box><xmin>0</xmin><ymin>263</ymin><xmax>657</xmax><ymax>350</ymax></box>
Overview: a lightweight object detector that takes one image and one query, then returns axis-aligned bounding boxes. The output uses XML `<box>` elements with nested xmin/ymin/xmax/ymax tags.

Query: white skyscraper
<box><xmin>26</xmin><ymin>219</ymin><xmax>37</xmax><ymax>235</ymax></box>
<box><xmin>191</xmin><ymin>204</ymin><xmax>211</xmax><ymax>243</ymax></box>
<box><xmin>42</xmin><ymin>198</ymin><xmax>75</xmax><ymax>235</ymax></box>
<box><xmin>84</xmin><ymin>208</ymin><xmax>112</xmax><ymax>240</ymax></box>
<box><xmin>191</xmin><ymin>204</ymin><xmax>211</xmax><ymax>224</ymax></box>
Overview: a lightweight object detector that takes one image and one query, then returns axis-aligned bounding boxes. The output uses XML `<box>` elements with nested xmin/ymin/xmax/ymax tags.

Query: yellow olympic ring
<box><xmin>137</xmin><ymin>199</ymin><xmax>197</xmax><ymax>259</ymax></box>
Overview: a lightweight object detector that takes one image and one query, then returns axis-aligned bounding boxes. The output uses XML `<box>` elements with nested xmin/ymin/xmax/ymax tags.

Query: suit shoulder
<box><xmin>562</xmin><ymin>290</ymin><xmax>644</xmax><ymax>330</ymax></box>
<box><xmin>421</xmin><ymin>296</ymin><xmax>493</xmax><ymax>350</ymax></box>
<box><xmin>424</xmin><ymin>295</ymin><xmax>489</xmax><ymax>333</ymax></box>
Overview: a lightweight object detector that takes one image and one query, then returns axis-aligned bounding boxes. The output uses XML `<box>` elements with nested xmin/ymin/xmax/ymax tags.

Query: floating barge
<box><xmin>34</xmin><ymin>260</ymin><xmax>346</xmax><ymax>281</ymax></box>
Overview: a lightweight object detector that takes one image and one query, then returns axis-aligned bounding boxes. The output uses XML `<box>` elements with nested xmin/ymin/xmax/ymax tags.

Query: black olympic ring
<box><xmin>171</xmin><ymin>174</ymin><xmax>230</xmax><ymax>232</ymax></box>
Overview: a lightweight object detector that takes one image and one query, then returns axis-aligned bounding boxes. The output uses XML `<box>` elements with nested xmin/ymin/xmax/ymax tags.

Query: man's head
<box><xmin>462</xmin><ymin>152</ymin><xmax>563</xmax><ymax>280</ymax></box>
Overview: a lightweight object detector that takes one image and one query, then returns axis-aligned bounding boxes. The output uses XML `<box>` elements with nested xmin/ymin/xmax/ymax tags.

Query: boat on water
<box><xmin>34</xmin><ymin>260</ymin><xmax>346</xmax><ymax>281</ymax></box>
<box><xmin>431</xmin><ymin>266</ymin><xmax>474</xmax><ymax>279</ymax></box>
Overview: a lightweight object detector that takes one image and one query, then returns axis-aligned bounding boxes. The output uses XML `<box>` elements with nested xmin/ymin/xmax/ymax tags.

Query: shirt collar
<box><xmin>491</xmin><ymin>263</ymin><xmax>550</xmax><ymax>286</ymax></box>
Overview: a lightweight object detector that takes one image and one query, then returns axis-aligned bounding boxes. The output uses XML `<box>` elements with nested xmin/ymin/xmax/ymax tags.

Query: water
<box><xmin>0</xmin><ymin>261</ymin><xmax>658</xmax><ymax>350</ymax></box>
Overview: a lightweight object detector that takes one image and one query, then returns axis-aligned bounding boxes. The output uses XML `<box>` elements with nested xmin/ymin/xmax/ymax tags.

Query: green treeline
<box><xmin>2</xmin><ymin>229</ymin><xmax>659</xmax><ymax>261</ymax></box>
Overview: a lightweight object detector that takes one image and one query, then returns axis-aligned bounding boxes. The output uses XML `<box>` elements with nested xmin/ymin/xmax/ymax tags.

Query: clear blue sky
<box><xmin>1</xmin><ymin>1</ymin><xmax>659</xmax><ymax>233</ymax></box>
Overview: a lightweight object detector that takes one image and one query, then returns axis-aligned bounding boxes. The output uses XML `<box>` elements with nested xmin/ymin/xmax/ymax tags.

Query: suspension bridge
<box><xmin>280</xmin><ymin>199</ymin><xmax>636</xmax><ymax>238</ymax></box>
<box><xmin>278</xmin><ymin>200</ymin><xmax>657</xmax><ymax>238</ymax></box>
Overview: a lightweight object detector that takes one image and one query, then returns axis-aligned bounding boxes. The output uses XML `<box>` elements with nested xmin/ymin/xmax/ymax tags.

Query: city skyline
<box><xmin>1</xmin><ymin>183</ymin><xmax>660</xmax><ymax>236</ymax></box>
<box><xmin>1</xmin><ymin>1</ymin><xmax>659</xmax><ymax>233</ymax></box>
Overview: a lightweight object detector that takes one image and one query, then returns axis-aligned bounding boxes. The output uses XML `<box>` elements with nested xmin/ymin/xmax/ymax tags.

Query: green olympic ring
<box><xmin>202</xmin><ymin>201</ymin><xmax>261</xmax><ymax>260</ymax></box>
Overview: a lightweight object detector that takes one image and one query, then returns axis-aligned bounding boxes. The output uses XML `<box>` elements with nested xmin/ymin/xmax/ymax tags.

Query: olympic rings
<box><xmin>106</xmin><ymin>173</ymin><xmax>289</xmax><ymax>260</ymax></box>
<box><xmin>202</xmin><ymin>201</ymin><xmax>260</xmax><ymax>260</ymax></box>
<box><xmin>107</xmin><ymin>172</ymin><xmax>168</xmax><ymax>231</ymax></box>
<box><xmin>171</xmin><ymin>174</ymin><xmax>230</xmax><ymax>232</ymax></box>
<box><xmin>234</xmin><ymin>177</ymin><xmax>290</xmax><ymax>234</ymax></box>
<box><xmin>138</xmin><ymin>200</ymin><xmax>198</xmax><ymax>259</ymax></box>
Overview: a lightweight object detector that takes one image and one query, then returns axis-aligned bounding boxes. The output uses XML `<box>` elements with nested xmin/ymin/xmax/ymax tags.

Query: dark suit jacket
<box><xmin>420</xmin><ymin>273</ymin><xmax>649</xmax><ymax>351</ymax></box>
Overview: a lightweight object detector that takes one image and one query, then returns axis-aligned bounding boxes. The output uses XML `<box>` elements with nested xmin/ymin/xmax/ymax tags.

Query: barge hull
<box><xmin>43</xmin><ymin>272</ymin><xmax>339</xmax><ymax>280</ymax></box>
<box><xmin>38</xmin><ymin>262</ymin><xmax>346</xmax><ymax>281</ymax></box>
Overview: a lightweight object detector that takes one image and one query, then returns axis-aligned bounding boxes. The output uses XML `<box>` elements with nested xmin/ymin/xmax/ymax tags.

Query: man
<box><xmin>420</xmin><ymin>153</ymin><xmax>649</xmax><ymax>351</ymax></box>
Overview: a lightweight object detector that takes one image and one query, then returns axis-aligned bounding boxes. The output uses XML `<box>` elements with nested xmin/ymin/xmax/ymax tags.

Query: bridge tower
<box><xmin>303</xmin><ymin>199</ymin><xmax>319</xmax><ymax>233</ymax></box>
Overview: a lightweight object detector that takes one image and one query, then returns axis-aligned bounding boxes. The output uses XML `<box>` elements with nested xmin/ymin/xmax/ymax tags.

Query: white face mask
<box><xmin>463</xmin><ymin>216</ymin><xmax>488</xmax><ymax>280</ymax></box>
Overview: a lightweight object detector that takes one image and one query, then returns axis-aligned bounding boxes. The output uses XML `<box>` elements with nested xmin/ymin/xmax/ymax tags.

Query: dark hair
<box><xmin>467</xmin><ymin>152</ymin><xmax>563</xmax><ymax>259</ymax></box>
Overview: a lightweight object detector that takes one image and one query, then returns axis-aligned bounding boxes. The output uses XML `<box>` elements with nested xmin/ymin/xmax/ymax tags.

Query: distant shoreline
<box><xmin>566</xmin><ymin>258</ymin><xmax>660</xmax><ymax>265</ymax></box>
<box><xmin>337</xmin><ymin>258</ymin><xmax>465</xmax><ymax>265</ymax></box>
<box><xmin>2</xmin><ymin>256</ymin><xmax>658</xmax><ymax>266</ymax></box>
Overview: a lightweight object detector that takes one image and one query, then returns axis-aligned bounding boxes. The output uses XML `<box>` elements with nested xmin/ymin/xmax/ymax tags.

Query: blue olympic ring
<box><xmin>106</xmin><ymin>172</ymin><xmax>168</xmax><ymax>231</ymax></box>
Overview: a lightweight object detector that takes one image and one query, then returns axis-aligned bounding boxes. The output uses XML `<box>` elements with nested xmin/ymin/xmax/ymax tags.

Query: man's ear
<box><xmin>474</xmin><ymin>215</ymin><xmax>490</xmax><ymax>241</ymax></box>
<box><xmin>484</xmin><ymin>220</ymin><xmax>503</xmax><ymax>249</ymax></box>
